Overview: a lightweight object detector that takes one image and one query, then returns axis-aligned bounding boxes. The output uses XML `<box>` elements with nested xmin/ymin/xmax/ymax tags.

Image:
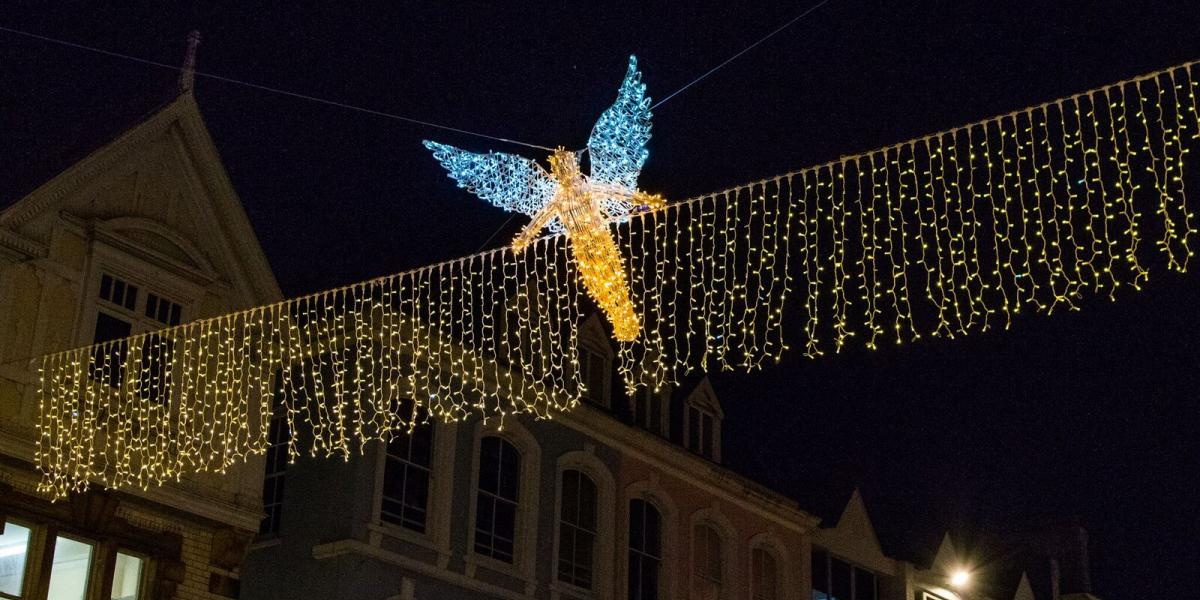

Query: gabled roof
<box><xmin>0</xmin><ymin>91</ymin><xmax>281</xmax><ymax>307</ymax></box>
<box><xmin>684</xmin><ymin>375</ymin><xmax>724</xmax><ymax>418</ymax></box>
<box><xmin>811</xmin><ymin>488</ymin><xmax>897</xmax><ymax>575</ymax></box>
<box><xmin>1012</xmin><ymin>572</ymin><xmax>1037</xmax><ymax>600</ymax></box>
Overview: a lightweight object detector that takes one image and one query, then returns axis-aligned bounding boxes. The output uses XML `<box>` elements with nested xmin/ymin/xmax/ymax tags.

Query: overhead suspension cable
<box><xmin>0</xmin><ymin>25</ymin><xmax>557</xmax><ymax>152</ymax></box>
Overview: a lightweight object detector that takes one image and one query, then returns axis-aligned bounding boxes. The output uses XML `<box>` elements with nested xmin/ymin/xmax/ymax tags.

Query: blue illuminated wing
<box><xmin>423</xmin><ymin>141</ymin><xmax>558</xmax><ymax>217</ymax></box>
<box><xmin>587</xmin><ymin>56</ymin><xmax>652</xmax><ymax>203</ymax></box>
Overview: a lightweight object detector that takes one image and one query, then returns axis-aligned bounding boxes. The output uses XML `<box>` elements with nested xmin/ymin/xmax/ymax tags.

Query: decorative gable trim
<box><xmin>0</xmin><ymin>93</ymin><xmax>280</xmax><ymax>308</ymax></box>
<box><xmin>0</xmin><ymin>99</ymin><xmax>180</xmax><ymax>229</ymax></box>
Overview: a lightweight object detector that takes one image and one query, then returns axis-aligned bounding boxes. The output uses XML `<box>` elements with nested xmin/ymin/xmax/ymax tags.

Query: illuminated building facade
<box><xmin>0</xmin><ymin>88</ymin><xmax>281</xmax><ymax>599</ymax></box>
<box><xmin>240</xmin><ymin>313</ymin><xmax>821</xmax><ymax>600</ymax></box>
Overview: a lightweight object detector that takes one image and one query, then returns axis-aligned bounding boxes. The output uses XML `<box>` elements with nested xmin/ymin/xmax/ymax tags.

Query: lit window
<box><xmin>752</xmin><ymin>547</ymin><xmax>778</xmax><ymax>600</ymax></box>
<box><xmin>474</xmin><ymin>436</ymin><xmax>521</xmax><ymax>563</ymax></box>
<box><xmin>685</xmin><ymin>405</ymin><xmax>717</xmax><ymax>459</ymax></box>
<box><xmin>0</xmin><ymin>522</ymin><xmax>148</xmax><ymax>600</ymax></box>
<box><xmin>381</xmin><ymin>400</ymin><xmax>434</xmax><ymax>534</ymax></box>
<box><xmin>110</xmin><ymin>552</ymin><xmax>144</xmax><ymax>600</ymax></box>
<box><xmin>691</xmin><ymin>524</ymin><xmax>722</xmax><ymax>599</ymax></box>
<box><xmin>0</xmin><ymin>522</ymin><xmax>31</xmax><ymax>597</ymax></box>
<box><xmin>557</xmin><ymin>470</ymin><xmax>597</xmax><ymax>589</ymax></box>
<box><xmin>628</xmin><ymin>499</ymin><xmax>661</xmax><ymax>600</ymax></box>
<box><xmin>46</xmin><ymin>536</ymin><xmax>93</xmax><ymax>600</ymax></box>
<box><xmin>578</xmin><ymin>346</ymin><xmax>609</xmax><ymax>407</ymax></box>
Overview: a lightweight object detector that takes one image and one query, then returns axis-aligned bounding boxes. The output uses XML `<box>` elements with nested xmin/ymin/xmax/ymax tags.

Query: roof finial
<box><xmin>179</xmin><ymin>30</ymin><xmax>201</xmax><ymax>94</ymax></box>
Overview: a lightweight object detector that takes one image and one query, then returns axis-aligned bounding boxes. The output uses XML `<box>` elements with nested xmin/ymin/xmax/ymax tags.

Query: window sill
<box><xmin>548</xmin><ymin>580</ymin><xmax>597</xmax><ymax>600</ymax></box>
<box><xmin>464</xmin><ymin>552</ymin><xmax>536</xmax><ymax>595</ymax></box>
<box><xmin>367</xmin><ymin>521</ymin><xmax>449</xmax><ymax>564</ymax></box>
<box><xmin>247</xmin><ymin>535</ymin><xmax>282</xmax><ymax>552</ymax></box>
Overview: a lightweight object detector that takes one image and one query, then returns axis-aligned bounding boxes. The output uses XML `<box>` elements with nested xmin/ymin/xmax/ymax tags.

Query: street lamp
<box><xmin>951</xmin><ymin>569</ymin><xmax>971</xmax><ymax>591</ymax></box>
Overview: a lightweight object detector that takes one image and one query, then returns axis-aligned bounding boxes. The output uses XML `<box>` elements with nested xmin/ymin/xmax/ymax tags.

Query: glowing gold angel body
<box><xmin>424</xmin><ymin>56</ymin><xmax>662</xmax><ymax>341</ymax></box>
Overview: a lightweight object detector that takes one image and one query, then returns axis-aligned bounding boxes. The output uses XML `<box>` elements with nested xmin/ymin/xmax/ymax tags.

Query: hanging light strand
<box><xmin>34</xmin><ymin>60</ymin><xmax>1199</xmax><ymax>500</ymax></box>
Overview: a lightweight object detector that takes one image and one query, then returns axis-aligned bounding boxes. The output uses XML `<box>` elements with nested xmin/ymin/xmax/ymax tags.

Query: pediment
<box><xmin>0</xmin><ymin>94</ymin><xmax>280</xmax><ymax>309</ymax></box>
<box><xmin>1012</xmin><ymin>573</ymin><xmax>1036</xmax><ymax>600</ymax></box>
<box><xmin>96</xmin><ymin>217</ymin><xmax>219</xmax><ymax>281</ymax></box>
<box><xmin>685</xmin><ymin>376</ymin><xmax>723</xmax><ymax>417</ymax></box>
<box><xmin>930</xmin><ymin>532</ymin><xmax>958</xmax><ymax>572</ymax></box>
<box><xmin>813</xmin><ymin>488</ymin><xmax>894</xmax><ymax>575</ymax></box>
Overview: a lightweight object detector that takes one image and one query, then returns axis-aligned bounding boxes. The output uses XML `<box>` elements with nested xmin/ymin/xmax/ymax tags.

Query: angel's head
<box><xmin>548</xmin><ymin>147</ymin><xmax>582</xmax><ymax>186</ymax></box>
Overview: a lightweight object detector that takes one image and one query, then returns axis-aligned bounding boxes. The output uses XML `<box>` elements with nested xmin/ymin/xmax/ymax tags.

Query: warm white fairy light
<box><xmin>34</xmin><ymin>60</ymin><xmax>1199</xmax><ymax>501</ymax></box>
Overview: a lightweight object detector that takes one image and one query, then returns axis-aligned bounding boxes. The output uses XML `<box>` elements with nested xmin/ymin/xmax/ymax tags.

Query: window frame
<box><xmin>471</xmin><ymin>435</ymin><xmax>521</xmax><ymax>563</ymax></box>
<box><xmin>812</xmin><ymin>548</ymin><xmax>880</xmax><ymax>600</ymax></box>
<box><xmin>556</xmin><ymin>469</ymin><xmax>598</xmax><ymax>590</ymax></box>
<box><xmin>686</xmin><ymin>508</ymin><xmax>737</xmax><ymax>600</ymax></box>
<box><xmin>368</xmin><ymin>405</ymin><xmax>457</xmax><ymax>563</ymax></box>
<box><xmin>463</xmin><ymin>420</ymin><xmax>540</xmax><ymax>587</ymax></box>
<box><xmin>627</xmin><ymin>498</ymin><xmax>663</xmax><ymax>600</ymax></box>
<box><xmin>79</xmin><ymin>257</ymin><xmax>199</xmax><ymax>407</ymax></box>
<box><xmin>0</xmin><ymin>518</ymin><xmax>152</xmax><ymax>600</ymax></box>
<box><xmin>378</xmin><ymin>401</ymin><xmax>436</xmax><ymax>535</ymax></box>
<box><xmin>629</xmin><ymin>386</ymin><xmax>667</xmax><ymax>436</ymax></box>
<box><xmin>578</xmin><ymin>342</ymin><xmax>612</xmax><ymax>409</ymax></box>
<box><xmin>747</xmin><ymin>533</ymin><xmax>790</xmax><ymax>600</ymax></box>
<box><xmin>620</xmin><ymin>482</ymin><xmax>677</xmax><ymax>600</ymax></box>
<box><xmin>691</xmin><ymin>522</ymin><xmax>724</xmax><ymax>590</ymax></box>
<box><xmin>683</xmin><ymin>403</ymin><xmax>721</xmax><ymax>461</ymax></box>
<box><xmin>550</xmin><ymin>451</ymin><xmax>616</xmax><ymax>599</ymax></box>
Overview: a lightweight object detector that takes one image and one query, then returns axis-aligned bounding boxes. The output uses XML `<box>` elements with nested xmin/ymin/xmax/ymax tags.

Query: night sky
<box><xmin>2</xmin><ymin>2</ymin><xmax>1198</xmax><ymax>598</ymax></box>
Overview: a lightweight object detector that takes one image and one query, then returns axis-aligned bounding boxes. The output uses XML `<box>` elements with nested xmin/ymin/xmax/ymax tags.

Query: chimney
<box><xmin>179</xmin><ymin>30</ymin><xmax>201</xmax><ymax>94</ymax></box>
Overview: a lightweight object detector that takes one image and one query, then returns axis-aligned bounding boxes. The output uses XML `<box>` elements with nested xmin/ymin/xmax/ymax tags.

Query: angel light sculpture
<box><xmin>424</xmin><ymin>55</ymin><xmax>663</xmax><ymax>342</ymax></box>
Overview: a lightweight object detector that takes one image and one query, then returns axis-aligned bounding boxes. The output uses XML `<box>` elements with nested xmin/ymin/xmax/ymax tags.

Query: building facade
<box><xmin>0</xmin><ymin>90</ymin><xmax>280</xmax><ymax>599</ymax></box>
<box><xmin>240</xmin><ymin>314</ymin><xmax>820</xmax><ymax>600</ymax></box>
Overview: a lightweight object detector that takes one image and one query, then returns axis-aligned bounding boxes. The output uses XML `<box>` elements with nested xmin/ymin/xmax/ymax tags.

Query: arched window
<box><xmin>380</xmin><ymin>399</ymin><xmax>434</xmax><ymax>533</ymax></box>
<box><xmin>474</xmin><ymin>436</ymin><xmax>521</xmax><ymax>563</ymax></box>
<box><xmin>691</xmin><ymin>523</ymin><xmax>723</xmax><ymax>600</ymax></box>
<box><xmin>628</xmin><ymin>499</ymin><xmax>662</xmax><ymax>600</ymax></box>
<box><xmin>557</xmin><ymin>470</ymin><xmax>598</xmax><ymax>589</ymax></box>
<box><xmin>751</xmin><ymin>547</ymin><xmax>778</xmax><ymax>600</ymax></box>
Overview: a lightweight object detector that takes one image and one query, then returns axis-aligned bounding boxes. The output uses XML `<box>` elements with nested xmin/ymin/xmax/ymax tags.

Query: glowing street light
<box><xmin>951</xmin><ymin>569</ymin><xmax>971</xmax><ymax>589</ymax></box>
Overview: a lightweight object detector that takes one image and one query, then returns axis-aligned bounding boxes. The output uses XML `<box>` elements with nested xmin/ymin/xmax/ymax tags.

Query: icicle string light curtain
<box><xmin>35</xmin><ymin>60</ymin><xmax>1199</xmax><ymax>500</ymax></box>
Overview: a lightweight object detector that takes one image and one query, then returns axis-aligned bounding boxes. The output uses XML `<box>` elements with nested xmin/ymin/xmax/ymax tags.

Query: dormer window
<box><xmin>685</xmin><ymin>405</ymin><xmax>716</xmax><ymax>459</ymax></box>
<box><xmin>631</xmin><ymin>386</ymin><xmax>665</xmax><ymax>436</ymax></box>
<box><xmin>682</xmin><ymin>378</ymin><xmax>723</xmax><ymax>462</ymax></box>
<box><xmin>579</xmin><ymin>344</ymin><xmax>609</xmax><ymax>408</ymax></box>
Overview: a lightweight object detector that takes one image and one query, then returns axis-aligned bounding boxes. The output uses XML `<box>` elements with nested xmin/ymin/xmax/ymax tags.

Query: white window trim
<box><xmin>617</xmin><ymin>480</ymin><xmax>678</xmax><ymax>600</ymax></box>
<box><xmin>688</xmin><ymin>507</ymin><xmax>739</xmax><ymax>600</ymax></box>
<box><xmin>1</xmin><ymin>518</ymin><xmax>154</xmax><ymax>600</ymax></box>
<box><xmin>747</xmin><ymin>532</ymin><xmax>792</xmax><ymax>600</ymax></box>
<box><xmin>549</xmin><ymin>450</ymin><xmax>617</xmax><ymax>600</ymax></box>
<box><xmin>75</xmin><ymin>237</ymin><xmax>207</xmax><ymax>348</ymax></box>
<box><xmin>368</xmin><ymin>420</ymin><xmax>458</xmax><ymax>568</ymax></box>
<box><xmin>464</xmin><ymin>419</ymin><xmax>541</xmax><ymax>596</ymax></box>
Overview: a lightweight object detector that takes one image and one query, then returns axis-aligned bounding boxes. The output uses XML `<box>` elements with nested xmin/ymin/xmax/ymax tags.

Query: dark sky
<box><xmin>2</xmin><ymin>2</ymin><xmax>1198</xmax><ymax>598</ymax></box>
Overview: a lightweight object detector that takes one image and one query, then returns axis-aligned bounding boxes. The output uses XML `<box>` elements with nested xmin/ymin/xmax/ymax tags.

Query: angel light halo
<box><xmin>424</xmin><ymin>55</ymin><xmax>664</xmax><ymax>342</ymax></box>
